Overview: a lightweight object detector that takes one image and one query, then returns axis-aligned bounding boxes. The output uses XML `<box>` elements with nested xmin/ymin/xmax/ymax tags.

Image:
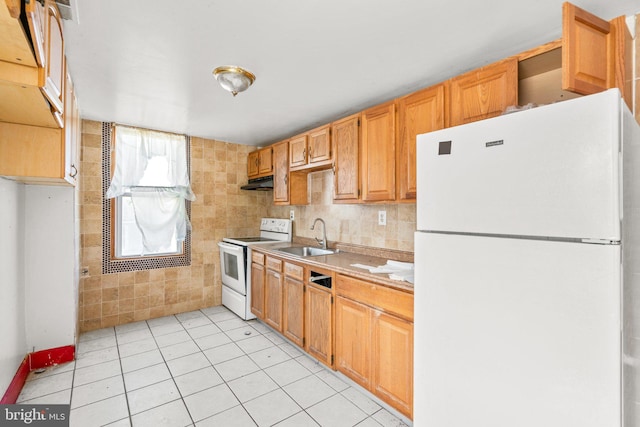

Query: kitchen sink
<box><xmin>275</xmin><ymin>246</ymin><xmax>338</xmax><ymax>257</ymax></box>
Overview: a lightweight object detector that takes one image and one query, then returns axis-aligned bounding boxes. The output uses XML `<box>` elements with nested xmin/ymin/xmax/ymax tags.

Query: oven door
<box><xmin>218</xmin><ymin>242</ymin><xmax>247</xmax><ymax>295</ymax></box>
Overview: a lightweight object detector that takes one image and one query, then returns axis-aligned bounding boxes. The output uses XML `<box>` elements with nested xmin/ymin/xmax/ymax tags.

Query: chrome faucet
<box><xmin>310</xmin><ymin>218</ymin><xmax>327</xmax><ymax>249</ymax></box>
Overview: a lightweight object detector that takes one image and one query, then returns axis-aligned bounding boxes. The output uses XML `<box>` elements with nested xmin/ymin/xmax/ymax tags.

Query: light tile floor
<box><xmin>16</xmin><ymin>306</ymin><xmax>411</xmax><ymax>427</ymax></box>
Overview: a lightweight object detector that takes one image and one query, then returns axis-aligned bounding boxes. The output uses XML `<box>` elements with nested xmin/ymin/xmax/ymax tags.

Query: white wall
<box><xmin>0</xmin><ymin>178</ymin><xmax>26</xmax><ymax>394</ymax></box>
<box><xmin>24</xmin><ymin>186</ymin><xmax>77</xmax><ymax>351</ymax></box>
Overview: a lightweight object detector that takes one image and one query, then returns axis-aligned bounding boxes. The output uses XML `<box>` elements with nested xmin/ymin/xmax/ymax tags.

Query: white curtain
<box><xmin>106</xmin><ymin>125</ymin><xmax>195</xmax><ymax>254</ymax></box>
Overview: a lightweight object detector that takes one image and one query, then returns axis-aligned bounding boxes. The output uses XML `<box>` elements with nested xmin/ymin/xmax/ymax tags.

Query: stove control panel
<box><xmin>260</xmin><ymin>218</ymin><xmax>292</xmax><ymax>234</ymax></box>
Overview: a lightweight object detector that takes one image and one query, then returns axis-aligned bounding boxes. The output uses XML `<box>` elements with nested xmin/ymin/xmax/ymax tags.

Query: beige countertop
<box><xmin>250</xmin><ymin>242</ymin><xmax>414</xmax><ymax>293</ymax></box>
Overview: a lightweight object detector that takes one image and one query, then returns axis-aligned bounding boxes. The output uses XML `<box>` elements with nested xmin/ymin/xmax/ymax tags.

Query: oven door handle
<box><xmin>218</xmin><ymin>242</ymin><xmax>245</xmax><ymax>254</ymax></box>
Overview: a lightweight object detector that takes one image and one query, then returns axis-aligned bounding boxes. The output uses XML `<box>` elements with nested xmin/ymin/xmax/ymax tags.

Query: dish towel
<box><xmin>350</xmin><ymin>260</ymin><xmax>414</xmax><ymax>284</ymax></box>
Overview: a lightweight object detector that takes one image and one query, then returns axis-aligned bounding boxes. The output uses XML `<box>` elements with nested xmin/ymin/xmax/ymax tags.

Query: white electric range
<box><xmin>218</xmin><ymin>218</ymin><xmax>292</xmax><ymax>319</ymax></box>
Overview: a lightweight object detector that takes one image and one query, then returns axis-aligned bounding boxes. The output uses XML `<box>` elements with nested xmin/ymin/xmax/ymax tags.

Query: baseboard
<box><xmin>0</xmin><ymin>345</ymin><xmax>75</xmax><ymax>404</ymax></box>
<box><xmin>0</xmin><ymin>355</ymin><xmax>30</xmax><ymax>404</ymax></box>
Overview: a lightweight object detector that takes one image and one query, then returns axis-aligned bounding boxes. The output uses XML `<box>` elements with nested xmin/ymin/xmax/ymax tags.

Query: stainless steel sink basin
<box><xmin>275</xmin><ymin>246</ymin><xmax>338</xmax><ymax>257</ymax></box>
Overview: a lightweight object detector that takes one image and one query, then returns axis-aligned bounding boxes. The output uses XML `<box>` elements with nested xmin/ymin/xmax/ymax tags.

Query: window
<box><xmin>103</xmin><ymin>124</ymin><xmax>194</xmax><ymax>270</ymax></box>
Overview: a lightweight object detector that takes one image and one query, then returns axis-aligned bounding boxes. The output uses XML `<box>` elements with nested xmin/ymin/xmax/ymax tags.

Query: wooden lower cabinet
<box><xmin>250</xmin><ymin>253</ymin><xmax>265</xmax><ymax>319</ymax></box>
<box><xmin>250</xmin><ymin>250</ymin><xmax>413</xmax><ymax>419</ymax></box>
<box><xmin>305</xmin><ymin>279</ymin><xmax>333</xmax><ymax>367</ymax></box>
<box><xmin>264</xmin><ymin>257</ymin><xmax>283</xmax><ymax>331</ymax></box>
<box><xmin>335</xmin><ymin>274</ymin><xmax>414</xmax><ymax>419</ymax></box>
<box><xmin>283</xmin><ymin>262</ymin><xmax>304</xmax><ymax>347</ymax></box>
<box><xmin>372</xmin><ymin>311</ymin><xmax>413</xmax><ymax>417</ymax></box>
<box><xmin>335</xmin><ymin>296</ymin><xmax>371</xmax><ymax>389</ymax></box>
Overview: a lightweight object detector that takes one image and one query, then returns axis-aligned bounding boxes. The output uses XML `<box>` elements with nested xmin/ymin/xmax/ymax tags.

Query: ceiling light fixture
<box><xmin>212</xmin><ymin>66</ymin><xmax>256</xmax><ymax>97</ymax></box>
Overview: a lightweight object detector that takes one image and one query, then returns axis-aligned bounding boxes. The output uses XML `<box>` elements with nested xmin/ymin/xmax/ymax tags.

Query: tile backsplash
<box><xmin>269</xmin><ymin>170</ymin><xmax>416</xmax><ymax>252</ymax></box>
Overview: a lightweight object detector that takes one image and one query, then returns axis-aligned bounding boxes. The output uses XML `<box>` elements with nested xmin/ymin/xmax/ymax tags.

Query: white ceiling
<box><xmin>63</xmin><ymin>0</ymin><xmax>640</xmax><ymax>147</ymax></box>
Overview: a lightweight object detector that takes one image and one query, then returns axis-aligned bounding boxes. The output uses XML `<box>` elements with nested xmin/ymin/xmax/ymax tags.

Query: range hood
<box><xmin>241</xmin><ymin>176</ymin><xmax>273</xmax><ymax>191</ymax></box>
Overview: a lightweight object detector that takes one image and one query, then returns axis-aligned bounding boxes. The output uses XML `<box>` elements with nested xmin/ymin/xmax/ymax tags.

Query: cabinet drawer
<box><xmin>252</xmin><ymin>251</ymin><xmax>265</xmax><ymax>265</ymax></box>
<box><xmin>266</xmin><ymin>256</ymin><xmax>283</xmax><ymax>272</ymax></box>
<box><xmin>336</xmin><ymin>274</ymin><xmax>413</xmax><ymax>321</ymax></box>
<box><xmin>284</xmin><ymin>262</ymin><xmax>304</xmax><ymax>281</ymax></box>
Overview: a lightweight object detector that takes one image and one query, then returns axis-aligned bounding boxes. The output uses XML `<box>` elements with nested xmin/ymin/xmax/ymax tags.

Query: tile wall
<box><xmin>269</xmin><ymin>171</ymin><xmax>416</xmax><ymax>252</ymax></box>
<box><xmin>78</xmin><ymin>121</ymin><xmax>271</xmax><ymax>332</ymax></box>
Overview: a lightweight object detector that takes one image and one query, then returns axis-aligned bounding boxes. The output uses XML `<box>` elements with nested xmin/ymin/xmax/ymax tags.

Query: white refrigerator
<box><xmin>414</xmin><ymin>89</ymin><xmax>640</xmax><ymax>427</ymax></box>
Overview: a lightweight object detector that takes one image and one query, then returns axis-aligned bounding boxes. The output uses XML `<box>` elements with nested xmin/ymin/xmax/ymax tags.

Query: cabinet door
<box><xmin>308</xmin><ymin>125</ymin><xmax>331</xmax><ymax>165</ymax></box>
<box><xmin>289</xmin><ymin>135</ymin><xmax>308</xmax><ymax>169</ymax></box>
<box><xmin>283</xmin><ymin>275</ymin><xmax>304</xmax><ymax>347</ymax></box>
<box><xmin>247</xmin><ymin>151</ymin><xmax>259</xmax><ymax>178</ymax></box>
<box><xmin>250</xmin><ymin>262</ymin><xmax>265</xmax><ymax>319</ymax></box>
<box><xmin>372</xmin><ymin>311</ymin><xmax>413</xmax><ymax>418</ymax></box>
<box><xmin>273</xmin><ymin>140</ymin><xmax>289</xmax><ymax>204</ymax></box>
<box><xmin>42</xmin><ymin>0</ymin><xmax>64</xmax><ymax>117</ymax></box>
<box><xmin>361</xmin><ymin>102</ymin><xmax>395</xmax><ymax>202</ymax></box>
<box><xmin>332</xmin><ymin>114</ymin><xmax>360</xmax><ymax>202</ymax></box>
<box><xmin>305</xmin><ymin>285</ymin><xmax>333</xmax><ymax>367</ymax></box>
<box><xmin>264</xmin><ymin>268</ymin><xmax>283</xmax><ymax>331</ymax></box>
<box><xmin>335</xmin><ymin>296</ymin><xmax>371</xmax><ymax>389</ymax></box>
<box><xmin>25</xmin><ymin>0</ymin><xmax>46</xmax><ymax>67</ymax></box>
<box><xmin>449</xmin><ymin>58</ymin><xmax>517</xmax><ymax>126</ymax></box>
<box><xmin>258</xmin><ymin>147</ymin><xmax>273</xmax><ymax>175</ymax></box>
<box><xmin>63</xmin><ymin>71</ymin><xmax>78</xmax><ymax>185</ymax></box>
<box><xmin>396</xmin><ymin>83</ymin><xmax>446</xmax><ymax>201</ymax></box>
<box><xmin>562</xmin><ymin>2</ymin><xmax>613</xmax><ymax>96</ymax></box>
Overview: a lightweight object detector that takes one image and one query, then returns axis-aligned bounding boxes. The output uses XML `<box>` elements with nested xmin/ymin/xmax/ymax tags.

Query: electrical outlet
<box><xmin>378</xmin><ymin>210</ymin><xmax>386</xmax><ymax>226</ymax></box>
<box><xmin>290</xmin><ymin>210</ymin><xmax>295</xmax><ymax>221</ymax></box>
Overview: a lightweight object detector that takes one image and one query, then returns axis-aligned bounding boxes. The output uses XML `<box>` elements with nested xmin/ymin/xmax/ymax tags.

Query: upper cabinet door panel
<box><xmin>25</xmin><ymin>0</ymin><xmax>46</xmax><ymax>67</ymax></box>
<box><xmin>449</xmin><ymin>58</ymin><xmax>517</xmax><ymax>127</ymax></box>
<box><xmin>561</xmin><ymin>2</ymin><xmax>612</xmax><ymax>95</ymax></box>
<box><xmin>396</xmin><ymin>83</ymin><xmax>447</xmax><ymax>201</ymax></box>
<box><xmin>332</xmin><ymin>114</ymin><xmax>360</xmax><ymax>202</ymax></box>
<box><xmin>289</xmin><ymin>134</ymin><xmax>307</xmax><ymax>168</ymax></box>
<box><xmin>361</xmin><ymin>102</ymin><xmax>395</xmax><ymax>202</ymax></box>
<box><xmin>273</xmin><ymin>140</ymin><xmax>289</xmax><ymax>204</ymax></box>
<box><xmin>247</xmin><ymin>150</ymin><xmax>259</xmax><ymax>177</ymax></box>
<box><xmin>308</xmin><ymin>125</ymin><xmax>331</xmax><ymax>165</ymax></box>
<box><xmin>42</xmin><ymin>0</ymin><xmax>64</xmax><ymax>115</ymax></box>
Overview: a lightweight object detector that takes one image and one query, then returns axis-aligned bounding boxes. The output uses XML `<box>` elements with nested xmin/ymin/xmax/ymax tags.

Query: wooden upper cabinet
<box><xmin>289</xmin><ymin>134</ymin><xmax>308</xmax><ymax>169</ymax></box>
<box><xmin>289</xmin><ymin>125</ymin><xmax>332</xmax><ymax>171</ymax></box>
<box><xmin>332</xmin><ymin>113</ymin><xmax>360</xmax><ymax>202</ymax></box>
<box><xmin>308</xmin><ymin>125</ymin><xmax>332</xmax><ymax>165</ymax></box>
<box><xmin>361</xmin><ymin>102</ymin><xmax>396</xmax><ymax>202</ymax></box>
<box><xmin>247</xmin><ymin>150</ymin><xmax>259</xmax><ymax>178</ymax></box>
<box><xmin>272</xmin><ymin>140</ymin><xmax>289</xmax><ymax>204</ymax></box>
<box><xmin>396</xmin><ymin>83</ymin><xmax>447</xmax><ymax>201</ymax></box>
<box><xmin>562</xmin><ymin>2</ymin><xmax>612</xmax><ymax>96</ymax></box>
<box><xmin>42</xmin><ymin>0</ymin><xmax>65</xmax><ymax>120</ymax></box>
<box><xmin>247</xmin><ymin>146</ymin><xmax>273</xmax><ymax>179</ymax></box>
<box><xmin>449</xmin><ymin>58</ymin><xmax>517</xmax><ymax>127</ymax></box>
<box><xmin>610</xmin><ymin>15</ymin><xmax>632</xmax><ymax>108</ymax></box>
<box><xmin>0</xmin><ymin>0</ymin><xmax>64</xmax><ymax>128</ymax></box>
<box><xmin>562</xmin><ymin>2</ymin><xmax>632</xmax><ymax>108</ymax></box>
<box><xmin>258</xmin><ymin>146</ymin><xmax>273</xmax><ymax>175</ymax></box>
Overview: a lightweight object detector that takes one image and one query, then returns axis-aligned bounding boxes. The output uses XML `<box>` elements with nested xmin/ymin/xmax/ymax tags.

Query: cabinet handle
<box><xmin>284</xmin><ymin>174</ymin><xmax>288</xmax><ymax>185</ymax></box>
<box><xmin>309</xmin><ymin>146</ymin><xmax>312</xmax><ymax>158</ymax></box>
<box><xmin>332</xmin><ymin>163</ymin><xmax>336</xmax><ymax>174</ymax></box>
<box><xmin>302</xmin><ymin>148</ymin><xmax>306</xmax><ymax>161</ymax></box>
<box><xmin>70</xmin><ymin>164</ymin><xmax>78</xmax><ymax>178</ymax></box>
